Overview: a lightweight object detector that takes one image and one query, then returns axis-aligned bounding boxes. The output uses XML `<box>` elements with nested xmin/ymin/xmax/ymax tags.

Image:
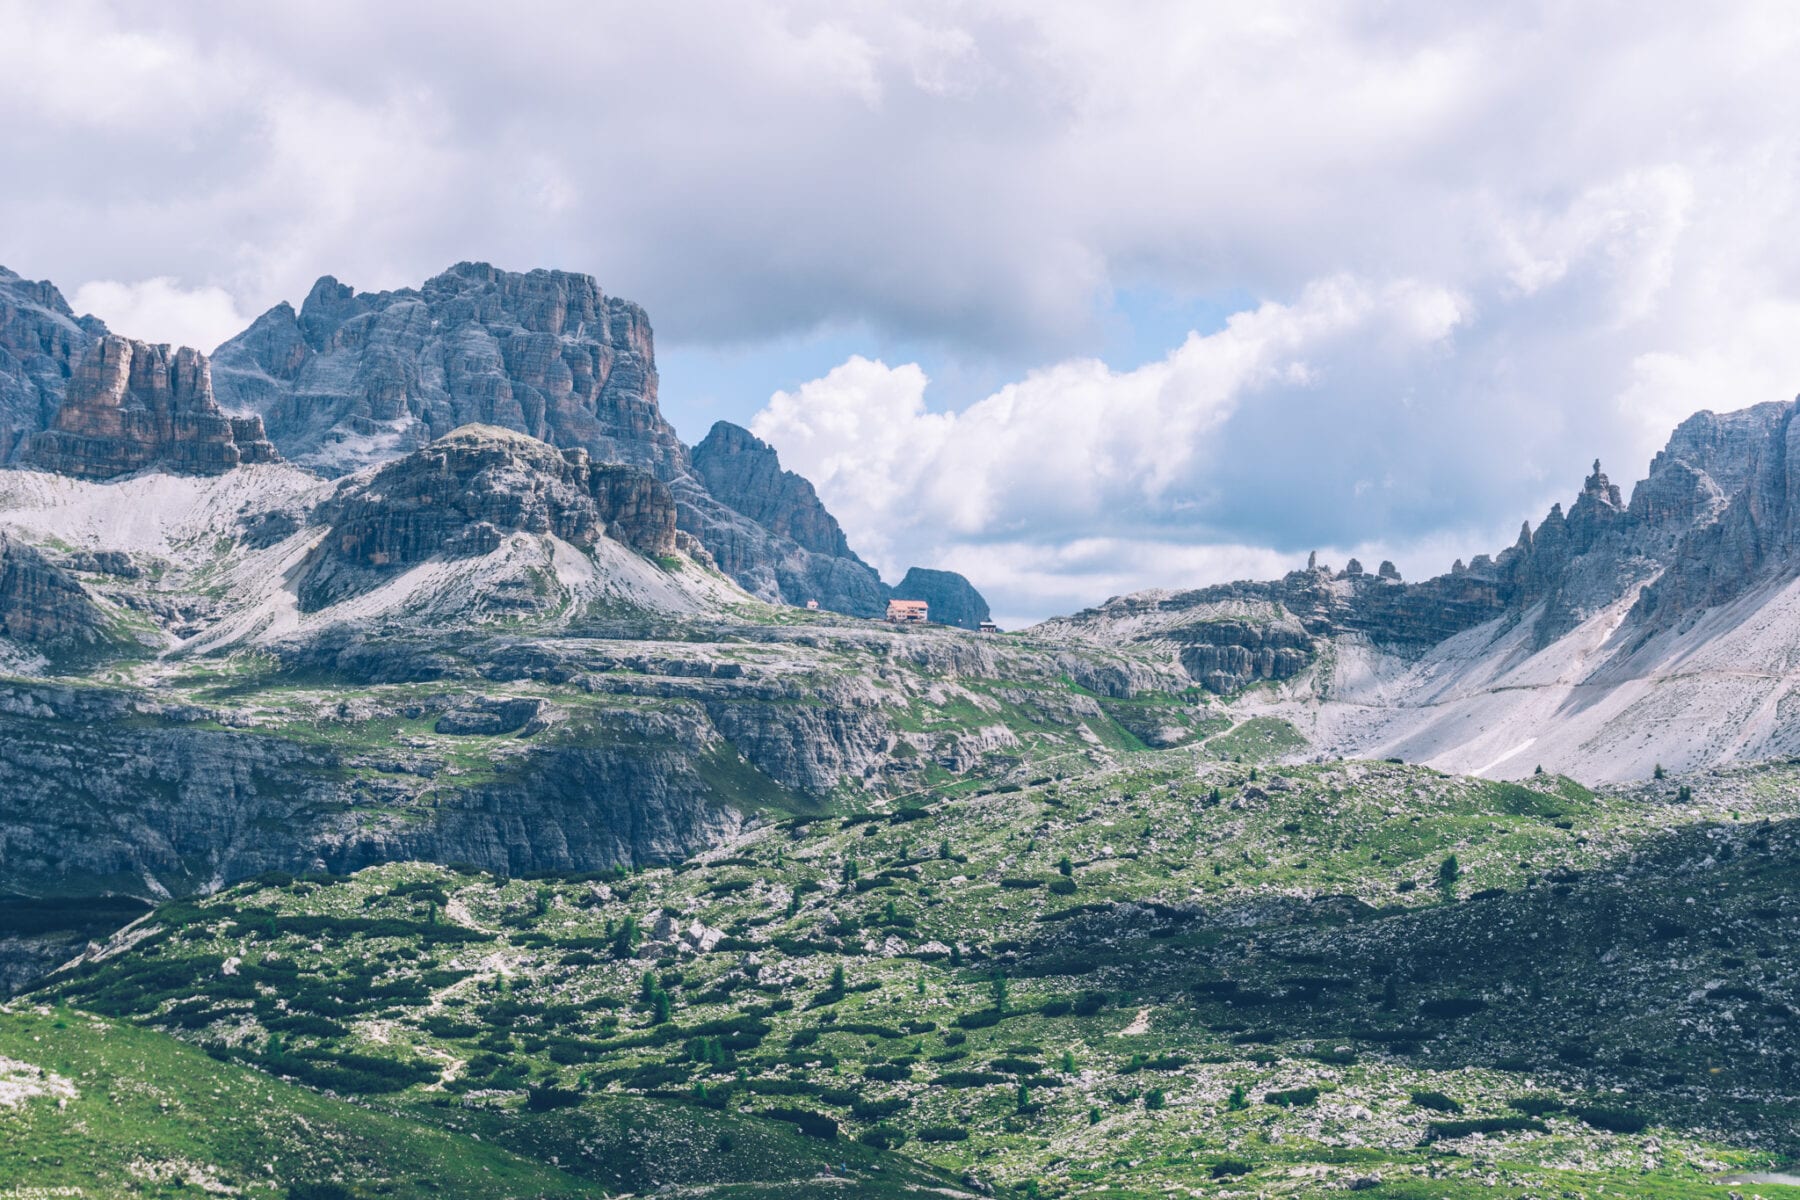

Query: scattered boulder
<box><xmin>433</xmin><ymin>697</ymin><xmax>547</xmax><ymax>736</ymax></box>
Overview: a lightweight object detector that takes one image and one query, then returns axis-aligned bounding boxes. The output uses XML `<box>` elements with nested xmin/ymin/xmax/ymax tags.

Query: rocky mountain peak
<box><xmin>212</xmin><ymin>261</ymin><xmax>683</xmax><ymax>478</ymax></box>
<box><xmin>0</xmin><ymin>266</ymin><xmax>106</xmax><ymax>462</ymax></box>
<box><xmin>689</xmin><ymin>421</ymin><xmax>856</xmax><ymax>560</ymax></box>
<box><xmin>6</xmin><ymin>261</ymin><xmax>991</xmax><ymax>625</ymax></box>
<box><xmin>25</xmin><ymin>335</ymin><xmax>278</xmax><ymax>480</ymax></box>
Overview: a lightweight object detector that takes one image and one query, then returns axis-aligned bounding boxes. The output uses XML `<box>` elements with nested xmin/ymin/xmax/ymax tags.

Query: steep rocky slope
<box><xmin>296</xmin><ymin>424</ymin><xmax>677</xmax><ymax>610</ymax></box>
<box><xmin>208</xmin><ymin>262</ymin><xmax>989</xmax><ymax>620</ymax></box>
<box><xmin>27</xmin><ymin>335</ymin><xmax>278</xmax><ymax>479</ymax></box>
<box><xmin>1042</xmin><ymin>401</ymin><xmax>1800</xmax><ymax>781</ymax></box>
<box><xmin>0</xmin><ymin>266</ymin><xmax>105</xmax><ymax>462</ymax></box>
<box><xmin>0</xmin><ymin>258</ymin><xmax>991</xmax><ymax>621</ymax></box>
<box><xmin>0</xmin><ymin>420</ymin><xmax>1179</xmax><ymax>911</ymax></box>
<box><xmin>690</xmin><ymin>419</ymin><xmax>857</xmax><ymax>559</ymax></box>
<box><xmin>212</xmin><ymin>263</ymin><xmax>684</xmax><ymax>478</ymax></box>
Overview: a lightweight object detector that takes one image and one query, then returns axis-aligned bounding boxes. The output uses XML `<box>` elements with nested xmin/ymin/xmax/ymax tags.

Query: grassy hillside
<box><xmin>18</xmin><ymin>752</ymin><xmax>1800</xmax><ymax>1197</ymax></box>
<box><xmin>0</xmin><ymin>1003</ymin><xmax>590</xmax><ymax>1198</ymax></box>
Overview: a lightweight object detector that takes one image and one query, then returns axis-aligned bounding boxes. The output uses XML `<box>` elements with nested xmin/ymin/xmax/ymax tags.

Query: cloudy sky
<box><xmin>7</xmin><ymin>1</ymin><xmax>1800</xmax><ymax>623</ymax></box>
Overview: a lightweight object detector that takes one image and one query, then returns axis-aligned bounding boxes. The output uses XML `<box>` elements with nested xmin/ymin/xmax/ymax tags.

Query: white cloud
<box><xmin>753</xmin><ymin>275</ymin><xmax>1470</xmax><ymax>614</ymax></box>
<box><xmin>9</xmin><ymin>2</ymin><xmax>1800</xmax><ymax>617</ymax></box>
<box><xmin>69</xmin><ymin>278</ymin><xmax>252</xmax><ymax>354</ymax></box>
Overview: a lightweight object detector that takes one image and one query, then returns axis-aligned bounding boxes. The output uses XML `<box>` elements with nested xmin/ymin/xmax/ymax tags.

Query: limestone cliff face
<box><xmin>213</xmin><ymin>265</ymin><xmax>991</xmax><ymax>620</ymax></box>
<box><xmin>297</xmin><ymin>425</ymin><xmax>676</xmax><ymax>610</ymax></box>
<box><xmin>1630</xmin><ymin>403</ymin><xmax>1800</xmax><ymax>624</ymax></box>
<box><xmin>11</xmin><ymin>260</ymin><xmax>989</xmax><ymax>622</ymax></box>
<box><xmin>0</xmin><ymin>267</ymin><xmax>106</xmax><ymax>462</ymax></box>
<box><xmin>0</xmin><ymin>533</ymin><xmax>109</xmax><ymax>649</ymax></box>
<box><xmin>212</xmin><ymin>262</ymin><xmax>686</xmax><ymax>477</ymax></box>
<box><xmin>0</xmin><ymin>680</ymin><xmax>743</xmax><ymax>904</ymax></box>
<box><xmin>683</xmin><ymin>421</ymin><xmax>996</xmax><ymax>623</ymax></box>
<box><xmin>26</xmin><ymin>336</ymin><xmax>279</xmax><ymax>479</ymax></box>
<box><xmin>691</xmin><ymin>422</ymin><xmax>856</xmax><ymax>559</ymax></box>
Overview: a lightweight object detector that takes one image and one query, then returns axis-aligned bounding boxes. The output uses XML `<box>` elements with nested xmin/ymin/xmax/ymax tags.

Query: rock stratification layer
<box><xmin>298</xmin><ymin>424</ymin><xmax>677</xmax><ymax>610</ymax></box>
<box><xmin>26</xmin><ymin>336</ymin><xmax>278</xmax><ymax>480</ymax></box>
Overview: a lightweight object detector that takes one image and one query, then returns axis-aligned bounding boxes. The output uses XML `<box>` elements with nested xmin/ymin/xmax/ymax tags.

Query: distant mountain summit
<box><xmin>1041</xmin><ymin>398</ymin><xmax>1800</xmax><ymax>780</ymax></box>
<box><xmin>211</xmin><ymin>262</ymin><xmax>681</xmax><ymax>477</ymax></box>
<box><xmin>0</xmin><ymin>261</ymin><xmax>990</xmax><ymax>624</ymax></box>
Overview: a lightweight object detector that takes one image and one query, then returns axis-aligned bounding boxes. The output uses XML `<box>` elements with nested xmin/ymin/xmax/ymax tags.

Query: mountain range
<box><xmin>0</xmin><ymin>262</ymin><xmax>990</xmax><ymax>629</ymax></box>
<box><xmin>1</xmin><ymin>259</ymin><xmax>1798</xmax><ymax>1198</ymax></box>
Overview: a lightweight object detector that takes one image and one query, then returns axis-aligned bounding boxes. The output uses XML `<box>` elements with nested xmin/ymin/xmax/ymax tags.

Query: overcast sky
<box><xmin>7</xmin><ymin>2</ymin><xmax>1800</xmax><ymax>624</ymax></box>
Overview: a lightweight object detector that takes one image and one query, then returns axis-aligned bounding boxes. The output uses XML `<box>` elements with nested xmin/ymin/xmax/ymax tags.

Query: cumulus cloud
<box><xmin>752</xmin><ymin>276</ymin><xmax>1479</xmax><ymax>619</ymax></box>
<box><xmin>755</xmin><ymin>276</ymin><xmax>1463</xmax><ymax>553</ymax></box>
<box><xmin>69</xmin><ymin>278</ymin><xmax>251</xmax><ymax>354</ymax></box>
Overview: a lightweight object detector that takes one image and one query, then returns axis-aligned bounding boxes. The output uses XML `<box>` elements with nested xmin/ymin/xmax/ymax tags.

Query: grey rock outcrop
<box><xmin>691</xmin><ymin>421</ymin><xmax>855</xmax><ymax>559</ymax></box>
<box><xmin>890</xmin><ymin>566</ymin><xmax>991</xmax><ymax>631</ymax></box>
<box><xmin>1057</xmin><ymin>401</ymin><xmax>1800</xmax><ymax>695</ymax></box>
<box><xmin>297</xmin><ymin>424</ymin><xmax>676</xmax><ymax>610</ymax></box>
<box><xmin>0</xmin><ymin>267</ymin><xmax>106</xmax><ymax>461</ymax></box>
<box><xmin>26</xmin><ymin>336</ymin><xmax>278</xmax><ymax>479</ymax></box>
<box><xmin>1174</xmin><ymin>619</ymin><xmax>1313</xmax><ymax>693</ymax></box>
<box><xmin>212</xmin><ymin>262</ymin><xmax>685</xmax><ymax>477</ymax></box>
<box><xmin>0</xmin><ymin>680</ymin><xmax>742</xmax><ymax>903</ymax></box>
<box><xmin>1630</xmin><ymin>403</ymin><xmax>1800</xmax><ymax>624</ymax></box>
<box><xmin>674</xmin><ymin>473</ymin><xmax>888</xmax><ymax>616</ymax></box>
<box><xmin>0</xmin><ymin>533</ymin><xmax>110</xmax><ymax>649</ymax></box>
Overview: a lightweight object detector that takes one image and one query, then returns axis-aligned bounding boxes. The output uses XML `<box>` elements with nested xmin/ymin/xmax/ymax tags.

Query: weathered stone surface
<box><xmin>890</xmin><ymin>566</ymin><xmax>991</xmax><ymax>631</ymax></box>
<box><xmin>0</xmin><ymin>266</ymin><xmax>105</xmax><ymax>463</ymax></box>
<box><xmin>0</xmin><ymin>533</ymin><xmax>109</xmax><ymax>648</ymax></box>
<box><xmin>434</xmin><ymin>696</ymin><xmax>546</xmax><ymax>735</ymax></box>
<box><xmin>1630</xmin><ymin>403</ymin><xmax>1800</xmax><ymax>624</ymax></box>
<box><xmin>1174</xmin><ymin>619</ymin><xmax>1313</xmax><ymax>693</ymax></box>
<box><xmin>674</xmin><ymin>474</ymin><xmax>891</xmax><ymax>615</ymax></box>
<box><xmin>680</xmin><ymin>425</ymin><xmax>993</xmax><ymax>622</ymax></box>
<box><xmin>691</xmin><ymin>421</ymin><xmax>855</xmax><ymax>559</ymax></box>
<box><xmin>0</xmin><ymin>680</ymin><xmax>743</xmax><ymax>903</ymax></box>
<box><xmin>297</xmin><ymin>424</ymin><xmax>676</xmax><ymax>610</ymax></box>
<box><xmin>212</xmin><ymin>262</ymin><xmax>686</xmax><ymax>478</ymax></box>
<box><xmin>26</xmin><ymin>336</ymin><xmax>279</xmax><ymax>479</ymax></box>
